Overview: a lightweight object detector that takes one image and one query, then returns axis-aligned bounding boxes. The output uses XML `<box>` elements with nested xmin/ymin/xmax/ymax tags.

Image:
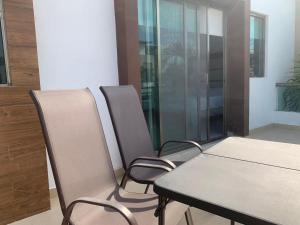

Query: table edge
<box><xmin>153</xmin><ymin>181</ymin><xmax>277</xmax><ymax>225</ymax></box>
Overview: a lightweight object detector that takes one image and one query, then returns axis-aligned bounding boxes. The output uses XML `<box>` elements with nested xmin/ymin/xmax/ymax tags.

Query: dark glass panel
<box><xmin>209</xmin><ymin>35</ymin><xmax>224</xmax><ymax>139</ymax></box>
<box><xmin>0</xmin><ymin>20</ymin><xmax>7</xmax><ymax>85</ymax></box>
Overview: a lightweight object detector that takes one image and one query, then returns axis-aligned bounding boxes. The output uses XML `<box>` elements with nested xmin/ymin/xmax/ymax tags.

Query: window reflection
<box><xmin>250</xmin><ymin>14</ymin><xmax>265</xmax><ymax>77</ymax></box>
<box><xmin>0</xmin><ymin>15</ymin><xmax>8</xmax><ymax>85</ymax></box>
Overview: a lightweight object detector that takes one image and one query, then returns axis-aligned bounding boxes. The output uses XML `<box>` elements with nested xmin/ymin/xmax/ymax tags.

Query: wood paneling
<box><xmin>226</xmin><ymin>0</ymin><xmax>250</xmax><ymax>136</ymax></box>
<box><xmin>0</xmin><ymin>104</ymin><xmax>49</xmax><ymax>224</ymax></box>
<box><xmin>8</xmin><ymin>68</ymin><xmax>39</xmax><ymax>87</ymax></box>
<box><xmin>0</xmin><ymin>87</ymin><xmax>34</xmax><ymax>106</ymax></box>
<box><xmin>114</xmin><ymin>0</ymin><xmax>141</xmax><ymax>95</ymax></box>
<box><xmin>0</xmin><ymin>0</ymin><xmax>50</xmax><ymax>224</ymax></box>
<box><xmin>3</xmin><ymin>0</ymin><xmax>40</xmax><ymax>87</ymax></box>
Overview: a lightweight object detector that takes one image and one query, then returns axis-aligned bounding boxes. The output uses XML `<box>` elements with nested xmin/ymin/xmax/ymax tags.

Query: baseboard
<box><xmin>49</xmin><ymin>188</ymin><xmax>58</xmax><ymax>199</ymax></box>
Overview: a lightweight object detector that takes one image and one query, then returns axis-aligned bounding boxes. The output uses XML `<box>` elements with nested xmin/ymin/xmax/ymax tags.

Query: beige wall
<box><xmin>296</xmin><ymin>0</ymin><xmax>300</xmax><ymax>57</ymax></box>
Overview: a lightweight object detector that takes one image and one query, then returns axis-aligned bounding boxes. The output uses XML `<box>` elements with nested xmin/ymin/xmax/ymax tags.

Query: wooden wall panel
<box><xmin>0</xmin><ymin>104</ymin><xmax>49</xmax><ymax>224</ymax></box>
<box><xmin>114</xmin><ymin>0</ymin><xmax>141</xmax><ymax>95</ymax></box>
<box><xmin>4</xmin><ymin>0</ymin><xmax>40</xmax><ymax>87</ymax></box>
<box><xmin>226</xmin><ymin>0</ymin><xmax>250</xmax><ymax>136</ymax></box>
<box><xmin>0</xmin><ymin>87</ymin><xmax>33</xmax><ymax>106</ymax></box>
<box><xmin>0</xmin><ymin>0</ymin><xmax>50</xmax><ymax>224</ymax></box>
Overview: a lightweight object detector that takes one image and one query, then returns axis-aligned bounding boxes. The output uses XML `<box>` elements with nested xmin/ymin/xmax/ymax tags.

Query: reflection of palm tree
<box><xmin>161</xmin><ymin>41</ymin><xmax>198</xmax><ymax>74</ymax></box>
<box><xmin>283</xmin><ymin>56</ymin><xmax>300</xmax><ymax>112</ymax></box>
<box><xmin>161</xmin><ymin>42</ymin><xmax>184</xmax><ymax>73</ymax></box>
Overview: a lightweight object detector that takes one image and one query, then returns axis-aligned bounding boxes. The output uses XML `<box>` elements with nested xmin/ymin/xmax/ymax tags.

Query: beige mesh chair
<box><xmin>30</xmin><ymin>89</ymin><xmax>190</xmax><ymax>225</ymax></box>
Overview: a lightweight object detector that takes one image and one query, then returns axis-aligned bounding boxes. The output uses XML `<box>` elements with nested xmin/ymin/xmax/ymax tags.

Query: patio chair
<box><xmin>100</xmin><ymin>85</ymin><xmax>203</xmax><ymax>191</ymax></box>
<box><xmin>30</xmin><ymin>89</ymin><xmax>191</xmax><ymax>225</ymax></box>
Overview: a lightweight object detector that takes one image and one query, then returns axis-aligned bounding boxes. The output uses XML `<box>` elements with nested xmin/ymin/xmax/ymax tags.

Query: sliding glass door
<box><xmin>138</xmin><ymin>0</ymin><xmax>225</xmax><ymax>151</ymax></box>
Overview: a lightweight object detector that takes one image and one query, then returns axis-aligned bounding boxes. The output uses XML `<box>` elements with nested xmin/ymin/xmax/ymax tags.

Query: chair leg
<box><xmin>120</xmin><ymin>174</ymin><xmax>129</xmax><ymax>189</ymax></box>
<box><xmin>231</xmin><ymin>220</ymin><xmax>235</xmax><ymax>225</ymax></box>
<box><xmin>144</xmin><ymin>184</ymin><xmax>150</xmax><ymax>194</ymax></box>
<box><xmin>61</xmin><ymin>218</ymin><xmax>69</xmax><ymax>225</ymax></box>
<box><xmin>185</xmin><ymin>208</ymin><xmax>194</xmax><ymax>225</ymax></box>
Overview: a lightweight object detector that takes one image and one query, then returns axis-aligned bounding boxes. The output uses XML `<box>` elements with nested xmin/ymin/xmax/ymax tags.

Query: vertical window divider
<box><xmin>183</xmin><ymin>2</ymin><xmax>188</xmax><ymax>139</ymax></box>
<box><xmin>156</xmin><ymin>0</ymin><xmax>163</xmax><ymax>145</ymax></box>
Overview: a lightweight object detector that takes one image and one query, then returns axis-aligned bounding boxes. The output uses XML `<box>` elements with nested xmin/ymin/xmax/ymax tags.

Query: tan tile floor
<box><xmin>8</xmin><ymin>149</ymin><xmax>236</xmax><ymax>225</ymax></box>
<box><xmin>9</xmin><ymin>184</ymin><xmax>236</xmax><ymax>225</ymax></box>
<box><xmin>248</xmin><ymin>124</ymin><xmax>300</xmax><ymax>145</ymax></box>
<box><xmin>9</xmin><ymin>124</ymin><xmax>300</xmax><ymax>225</ymax></box>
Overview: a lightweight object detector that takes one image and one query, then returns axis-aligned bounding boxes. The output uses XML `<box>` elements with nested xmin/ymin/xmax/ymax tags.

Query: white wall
<box><xmin>33</xmin><ymin>0</ymin><xmax>123</xmax><ymax>189</ymax></box>
<box><xmin>249</xmin><ymin>0</ymin><xmax>296</xmax><ymax>129</ymax></box>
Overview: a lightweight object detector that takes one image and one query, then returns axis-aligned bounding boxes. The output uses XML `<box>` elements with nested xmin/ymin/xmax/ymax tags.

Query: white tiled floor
<box><xmin>9</xmin><ymin>124</ymin><xmax>300</xmax><ymax>225</ymax></box>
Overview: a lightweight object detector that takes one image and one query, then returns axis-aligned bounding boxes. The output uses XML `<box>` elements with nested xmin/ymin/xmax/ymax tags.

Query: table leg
<box><xmin>144</xmin><ymin>184</ymin><xmax>150</xmax><ymax>194</ymax></box>
<box><xmin>158</xmin><ymin>196</ymin><xmax>167</xmax><ymax>225</ymax></box>
<box><xmin>185</xmin><ymin>208</ymin><xmax>194</xmax><ymax>225</ymax></box>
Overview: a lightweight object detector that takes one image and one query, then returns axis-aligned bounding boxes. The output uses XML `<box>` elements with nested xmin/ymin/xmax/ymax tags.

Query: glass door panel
<box><xmin>138</xmin><ymin>0</ymin><xmax>160</xmax><ymax>149</ymax></box>
<box><xmin>185</xmin><ymin>5</ymin><xmax>200</xmax><ymax>140</ymax></box>
<box><xmin>159</xmin><ymin>0</ymin><xmax>185</xmax><ymax>143</ymax></box>
<box><xmin>185</xmin><ymin>4</ymin><xmax>209</xmax><ymax>142</ymax></box>
<box><xmin>209</xmin><ymin>35</ymin><xmax>224</xmax><ymax>139</ymax></box>
<box><xmin>159</xmin><ymin>1</ymin><xmax>210</xmax><ymax>150</ymax></box>
<box><xmin>198</xmin><ymin>5</ymin><xmax>209</xmax><ymax>142</ymax></box>
<box><xmin>138</xmin><ymin>1</ymin><xmax>225</xmax><ymax>152</ymax></box>
<box><xmin>208</xmin><ymin>8</ymin><xmax>225</xmax><ymax>139</ymax></box>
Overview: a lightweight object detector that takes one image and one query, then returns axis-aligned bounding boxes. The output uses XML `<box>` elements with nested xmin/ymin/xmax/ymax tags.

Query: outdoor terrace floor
<box><xmin>9</xmin><ymin>124</ymin><xmax>300</xmax><ymax>225</ymax></box>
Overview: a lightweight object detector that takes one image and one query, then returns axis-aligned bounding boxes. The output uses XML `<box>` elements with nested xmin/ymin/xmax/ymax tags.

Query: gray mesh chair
<box><xmin>30</xmin><ymin>89</ymin><xmax>190</xmax><ymax>225</ymax></box>
<box><xmin>100</xmin><ymin>85</ymin><xmax>203</xmax><ymax>190</ymax></box>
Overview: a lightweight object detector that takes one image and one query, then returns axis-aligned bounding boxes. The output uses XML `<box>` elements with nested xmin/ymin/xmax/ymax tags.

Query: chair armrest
<box><xmin>158</xmin><ymin>140</ymin><xmax>203</xmax><ymax>157</ymax></box>
<box><xmin>130</xmin><ymin>157</ymin><xmax>176</xmax><ymax>169</ymax></box>
<box><xmin>127</xmin><ymin>163</ymin><xmax>173</xmax><ymax>173</ymax></box>
<box><xmin>121</xmin><ymin>163</ymin><xmax>173</xmax><ymax>187</ymax></box>
<box><xmin>63</xmin><ymin>197</ymin><xmax>138</xmax><ymax>225</ymax></box>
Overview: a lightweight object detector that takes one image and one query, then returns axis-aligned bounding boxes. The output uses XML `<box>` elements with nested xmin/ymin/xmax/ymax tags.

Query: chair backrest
<box><xmin>100</xmin><ymin>85</ymin><xmax>155</xmax><ymax>169</ymax></box>
<box><xmin>31</xmin><ymin>89</ymin><xmax>117</xmax><ymax>214</ymax></box>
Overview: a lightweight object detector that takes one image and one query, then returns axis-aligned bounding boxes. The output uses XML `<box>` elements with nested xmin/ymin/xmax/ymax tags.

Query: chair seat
<box><xmin>130</xmin><ymin>167</ymin><xmax>169</xmax><ymax>184</ymax></box>
<box><xmin>71</xmin><ymin>188</ymin><xmax>188</xmax><ymax>225</ymax></box>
